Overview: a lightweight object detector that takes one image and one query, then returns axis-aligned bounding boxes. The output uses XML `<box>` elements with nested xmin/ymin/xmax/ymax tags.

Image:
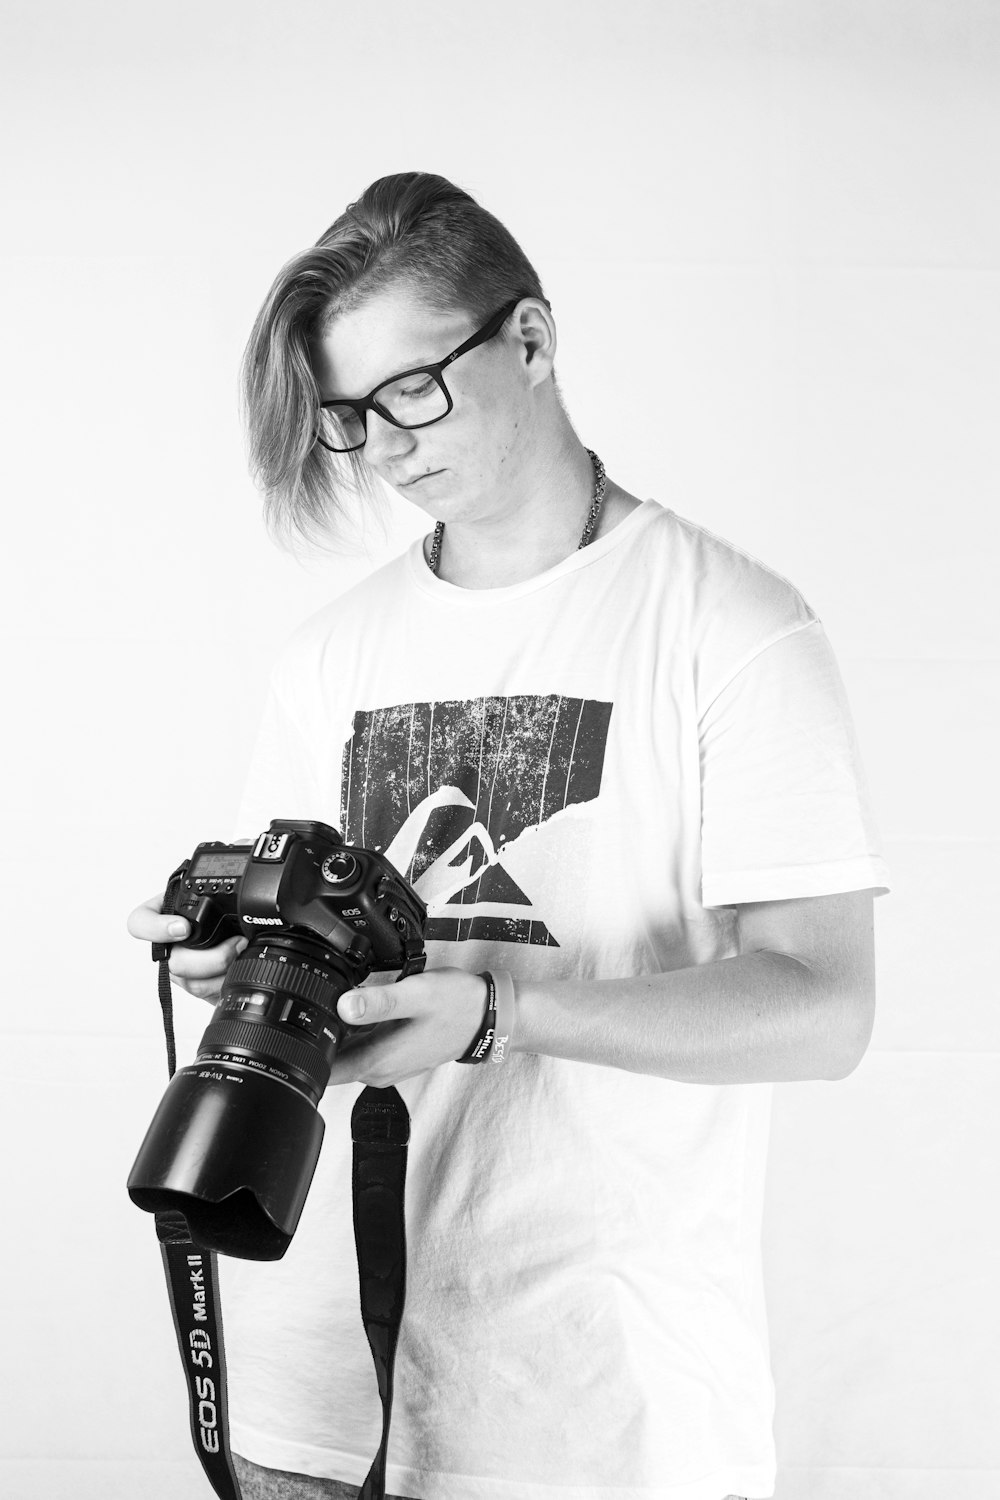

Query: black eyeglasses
<box><xmin>314</xmin><ymin>297</ymin><xmax>525</xmax><ymax>453</ymax></box>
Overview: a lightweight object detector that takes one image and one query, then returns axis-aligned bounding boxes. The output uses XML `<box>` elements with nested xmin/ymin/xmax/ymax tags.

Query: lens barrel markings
<box><xmin>199</xmin><ymin>1017</ymin><xmax>330</xmax><ymax>1095</ymax></box>
<box><xmin>226</xmin><ymin>952</ymin><xmax>341</xmax><ymax>1007</ymax></box>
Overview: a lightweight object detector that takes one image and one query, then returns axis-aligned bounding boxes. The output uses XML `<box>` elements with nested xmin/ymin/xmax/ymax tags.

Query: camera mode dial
<box><xmin>322</xmin><ymin>851</ymin><xmax>360</xmax><ymax>887</ymax></box>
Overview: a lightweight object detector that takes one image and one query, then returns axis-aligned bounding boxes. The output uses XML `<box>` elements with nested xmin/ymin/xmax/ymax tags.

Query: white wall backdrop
<box><xmin>2</xmin><ymin>2</ymin><xmax>997</xmax><ymax>1497</ymax></box>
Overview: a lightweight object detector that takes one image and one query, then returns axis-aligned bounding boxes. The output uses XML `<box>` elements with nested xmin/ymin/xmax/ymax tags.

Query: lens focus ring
<box><xmin>225</xmin><ymin>952</ymin><xmax>343</xmax><ymax>1009</ymax></box>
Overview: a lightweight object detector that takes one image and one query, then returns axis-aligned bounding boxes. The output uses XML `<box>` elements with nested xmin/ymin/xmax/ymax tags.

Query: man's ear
<box><xmin>512</xmin><ymin>298</ymin><xmax>557</xmax><ymax>385</ymax></box>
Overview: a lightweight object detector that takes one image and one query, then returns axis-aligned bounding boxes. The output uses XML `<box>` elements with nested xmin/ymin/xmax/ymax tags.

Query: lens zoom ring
<box><xmin>227</xmin><ymin>953</ymin><xmax>340</xmax><ymax>1007</ymax></box>
<box><xmin>199</xmin><ymin>1019</ymin><xmax>328</xmax><ymax>1085</ymax></box>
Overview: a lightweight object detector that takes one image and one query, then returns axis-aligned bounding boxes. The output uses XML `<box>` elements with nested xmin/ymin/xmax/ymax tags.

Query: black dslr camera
<box><xmin>128</xmin><ymin>819</ymin><xmax>426</xmax><ymax>1261</ymax></box>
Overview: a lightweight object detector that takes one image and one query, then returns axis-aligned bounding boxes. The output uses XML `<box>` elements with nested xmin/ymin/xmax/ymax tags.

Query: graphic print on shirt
<box><xmin>340</xmin><ymin>695</ymin><xmax>613</xmax><ymax>946</ymax></box>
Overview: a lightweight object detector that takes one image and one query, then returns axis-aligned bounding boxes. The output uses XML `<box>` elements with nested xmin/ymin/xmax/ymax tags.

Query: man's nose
<box><xmin>363</xmin><ymin>409</ymin><xmax>415</xmax><ymax>468</ymax></box>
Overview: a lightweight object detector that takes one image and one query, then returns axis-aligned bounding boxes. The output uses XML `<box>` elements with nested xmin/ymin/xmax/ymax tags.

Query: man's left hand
<box><xmin>328</xmin><ymin>968</ymin><xmax>490</xmax><ymax>1088</ymax></box>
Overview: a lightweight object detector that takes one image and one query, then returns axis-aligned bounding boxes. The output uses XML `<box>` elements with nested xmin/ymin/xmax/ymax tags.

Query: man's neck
<box><xmin>429</xmin><ymin>439</ymin><xmax>638</xmax><ymax>590</ymax></box>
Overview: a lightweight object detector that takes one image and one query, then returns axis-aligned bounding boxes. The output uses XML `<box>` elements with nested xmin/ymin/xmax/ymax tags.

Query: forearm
<box><xmin>513</xmin><ymin>949</ymin><xmax>872</xmax><ymax>1084</ymax></box>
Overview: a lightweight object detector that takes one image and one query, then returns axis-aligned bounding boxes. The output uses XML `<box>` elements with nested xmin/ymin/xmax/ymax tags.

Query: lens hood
<box><xmin>128</xmin><ymin>1067</ymin><xmax>325</xmax><ymax>1260</ymax></box>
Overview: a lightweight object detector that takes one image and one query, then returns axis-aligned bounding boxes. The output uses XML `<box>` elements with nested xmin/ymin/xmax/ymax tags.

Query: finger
<box><xmin>127</xmin><ymin>894</ymin><xmax>191</xmax><ymax>944</ymax></box>
<box><xmin>172</xmin><ymin>973</ymin><xmax>226</xmax><ymax>1003</ymax></box>
<box><xmin>169</xmin><ymin>934</ymin><xmax>248</xmax><ymax>981</ymax></box>
<box><xmin>338</xmin><ymin>985</ymin><xmax>400</xmax><ymax>1025</ymax></box>
<box><xmin>326</xmin><ymin>1021</ymin><xmax>411</xmax><ymax>1089</ymax></box>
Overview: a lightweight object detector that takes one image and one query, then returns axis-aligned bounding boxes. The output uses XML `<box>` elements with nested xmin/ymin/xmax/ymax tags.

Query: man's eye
<box><xmin>398</xmin><ymin>378</ymin><xmax>435</xmax><ymax>399</ymax></box>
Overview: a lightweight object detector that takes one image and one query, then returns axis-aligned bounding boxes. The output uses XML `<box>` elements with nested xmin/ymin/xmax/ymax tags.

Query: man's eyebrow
<box><xmin>321</xmin><ymin>315</ymin><xmax>473</xmax><ymax>402</ymax></box>
<box><xmin>325</xmin><ymin>351</ymin><xmax>434</xmax><ymax>403</ymax></box>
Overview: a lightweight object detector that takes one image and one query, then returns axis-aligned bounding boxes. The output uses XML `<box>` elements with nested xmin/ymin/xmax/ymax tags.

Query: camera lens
<box><xmin>128</xmin><ymin>932</ymin><xmax>359</xmax><ymax>1260</ymax></box>
<box><xmin>201</xmin><ymin>933</ymin><xmax>354</xmax><ymax>1102</ymax></box>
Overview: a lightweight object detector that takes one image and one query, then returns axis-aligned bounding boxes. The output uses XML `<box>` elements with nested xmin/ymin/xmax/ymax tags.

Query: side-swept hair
<box><xmin>241</xmin><ymin>172</ymin><xmax>548</xmax><ymax>547</ymax></box>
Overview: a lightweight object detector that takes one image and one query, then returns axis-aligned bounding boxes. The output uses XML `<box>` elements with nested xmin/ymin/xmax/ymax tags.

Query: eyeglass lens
<box><xmin>318</xmin><ymin>371</ymin><xmax>450</xmax><ymax>452</ymax></box>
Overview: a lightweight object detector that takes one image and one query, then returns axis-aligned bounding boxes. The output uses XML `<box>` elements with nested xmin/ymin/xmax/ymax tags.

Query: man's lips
<box><xmin>399</xmin><ymin>470</ymin><xmax>442</xmax><ymax>487</ymax></box>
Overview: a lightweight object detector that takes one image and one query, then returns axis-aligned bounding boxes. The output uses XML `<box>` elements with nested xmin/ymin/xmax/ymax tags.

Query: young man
<box><xmin>129</xmin><ymin>172</ymin><xmax>888</xmax><ymax>1500</ymax></box>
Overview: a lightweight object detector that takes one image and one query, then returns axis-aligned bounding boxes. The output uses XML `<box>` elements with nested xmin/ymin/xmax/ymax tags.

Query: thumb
<box><xmin>338</xmin><ymin>986</ymin><xmax>399</xmax><ymax>1024</ymax></box>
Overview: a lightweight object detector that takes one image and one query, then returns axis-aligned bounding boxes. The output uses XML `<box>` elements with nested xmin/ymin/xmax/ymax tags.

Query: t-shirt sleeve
<box><xmin>698</xmin><ymin>619</ymin><xmax>889</xmax><ymax>907</ymax></box>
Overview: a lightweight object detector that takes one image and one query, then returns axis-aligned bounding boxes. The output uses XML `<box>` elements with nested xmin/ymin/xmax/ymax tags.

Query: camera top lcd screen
<box><xmin>190</xmin><ymin>851</ymin><xmax>251</xmax><ymax>879</ymax></box>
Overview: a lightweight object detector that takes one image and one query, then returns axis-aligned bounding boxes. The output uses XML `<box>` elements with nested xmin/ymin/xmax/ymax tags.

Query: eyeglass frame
<box><xmin>313</xmin><ymin>295</ymin><xmax>533</xmax><ymax>453</ymax></box>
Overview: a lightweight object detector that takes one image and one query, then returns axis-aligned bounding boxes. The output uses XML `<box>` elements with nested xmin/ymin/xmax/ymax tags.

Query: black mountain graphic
<box><xmin>341</xmin><ymin>694</ymin><xmax>612</xmax><ymax>946</ymax></box>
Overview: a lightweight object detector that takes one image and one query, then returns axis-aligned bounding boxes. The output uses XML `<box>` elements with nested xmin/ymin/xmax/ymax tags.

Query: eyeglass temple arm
<box><xmin>437</xmin><ymin>295</ymin><xmax>550</xmax><ymax>371</ymax></box>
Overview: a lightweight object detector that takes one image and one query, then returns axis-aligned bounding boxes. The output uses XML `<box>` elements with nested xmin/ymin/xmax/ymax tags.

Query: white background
<box><xmin>1</xmin><ymin>2</ymin><xmax>998</xmax><ymax>1497</ymax></box>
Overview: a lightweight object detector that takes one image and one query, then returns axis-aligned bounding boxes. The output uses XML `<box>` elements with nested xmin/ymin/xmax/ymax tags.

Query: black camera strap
<box><xmin>155</xmin><ymin>1209</ymin><xmax>243</xmax><ymax>1499</ymax></box>
<box><xmin>351</xmin><ymin>1086</ymin><xmax>410</xmax><ymax>1500</ymax></box>
<box><xmin>152</xmin><ymin>862</ymin><xmax>188</xmax><ymax>1075</ymax></box>
<box><xmin>148</xmin><ymin>910</ymin><xmax>411</xmax><ymax>1500</ymax></box>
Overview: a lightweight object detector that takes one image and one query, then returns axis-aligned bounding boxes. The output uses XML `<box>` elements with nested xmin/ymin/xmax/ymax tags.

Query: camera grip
<box><xmin>172</xmin><ymin>892</ymin><xmax>235</xmax><ymax>950</ymax></box>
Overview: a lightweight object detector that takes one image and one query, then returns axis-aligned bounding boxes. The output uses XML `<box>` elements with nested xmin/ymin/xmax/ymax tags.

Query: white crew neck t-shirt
<box><xmin>220</xmin><ymin>501</ymin><xmax>888</xmax><ymax>1500</ymax></box>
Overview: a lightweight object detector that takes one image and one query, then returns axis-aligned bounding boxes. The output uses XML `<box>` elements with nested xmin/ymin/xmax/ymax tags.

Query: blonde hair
<box><xmin>241</xmin><ymin>172</ymin><xmax>548</xmax><ymax>547</ymax></box>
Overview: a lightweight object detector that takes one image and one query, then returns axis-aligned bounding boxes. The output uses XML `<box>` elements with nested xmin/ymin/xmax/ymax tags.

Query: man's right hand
<box><xmin>126</xmin><ymin>895</ymin><xmax>248</xmax><ymax>1003</ymax></box>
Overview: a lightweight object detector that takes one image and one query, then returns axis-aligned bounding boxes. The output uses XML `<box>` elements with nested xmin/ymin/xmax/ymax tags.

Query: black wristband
<box><xmin>455</xmin><ymin>972</ymin><xmax>497</xmax><ymax>1064</ymax></box>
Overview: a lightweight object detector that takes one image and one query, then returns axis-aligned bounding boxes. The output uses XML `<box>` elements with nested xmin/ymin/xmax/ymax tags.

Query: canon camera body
<box><xmin>128</xmin><ymin>819</ymin><xmax>426</xmax><ymax>1261</ymax></box>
